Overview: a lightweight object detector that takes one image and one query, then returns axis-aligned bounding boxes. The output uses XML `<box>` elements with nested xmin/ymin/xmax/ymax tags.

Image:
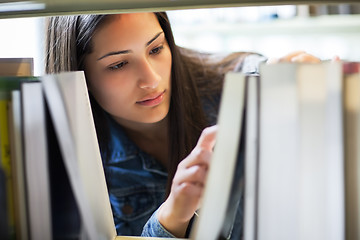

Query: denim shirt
<box><xmin>102</xmin><ymin>53</ymin><xmax>266</xmax><ymax>238</ymax></box>
<box><xmin>102</xmin><ymin>92</ymin><xmax>220</xmax><ymax>237</ymax></box>
<box><xmin>102</xmin><ymin>115</ymin><xmax>168</xmax><ymax>236</ymax></box>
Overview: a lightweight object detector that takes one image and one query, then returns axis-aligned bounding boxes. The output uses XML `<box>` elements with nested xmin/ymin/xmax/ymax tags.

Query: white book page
<box><xmin>191</xmin><ymin>72</ymin><xmax>246</xmax><ymax>240</ymax></box>
<box><xmin>297</xmin><ymin>62</ymin><xmax>344</xmax><ymax>240</ymax></box>
<box><xmin>42</xmin><ymin>71</ymin><xmax>116</xmax><ymax>240</ymax></box>
<box><xmin>259</xmin><ymin>63</ymin><xmax>301</xmax><ymax>240</ymax></box>
<box><xmin>258</xmin><ymin>62</ymin><xmax>344</xmax><ymax>240</ymax></box>
<box><xmin>22</xmin><ymin>82</ymin><xmax>52</xmax><ymax>240</ymax></box>
<box><xmin>343</xmin><ymin>64</ymin><xmax>360</xmax><ymax>240</ymax></box>
<box><xmin>8</xmin><ymin>90</ymin><xmax>28</xmax><ymax>240</ymax></box>
<box><xmin>243</xmin><ymin>75</ymin><xmax>259</xmax><ymax>240</ymax></box>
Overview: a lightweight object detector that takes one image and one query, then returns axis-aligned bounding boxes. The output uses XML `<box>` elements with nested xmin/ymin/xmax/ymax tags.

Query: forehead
<box><xmin>91</xmin><ymin>13</ymin><xmax>163</xmax><ymax>50</ymax></box>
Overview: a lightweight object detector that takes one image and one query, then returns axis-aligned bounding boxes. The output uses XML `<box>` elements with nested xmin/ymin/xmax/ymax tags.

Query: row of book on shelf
<box><xmin>0</xmin><ymin>57</ymin><xmax>359</xmax><ymax>240</ymax></box>
<box><xmin>0</xmin><ymin>58</ymin><xmax>116</xmax><ymax>240</ymax></box>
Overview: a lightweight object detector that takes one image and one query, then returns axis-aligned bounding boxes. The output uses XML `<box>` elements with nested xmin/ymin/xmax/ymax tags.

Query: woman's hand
<box><xmin>267</xmin><ymin>50</ymin><xmax>322</xmax><ymax>64</ymax></box>
<box><xmin>157</xmin><ymin>125</ymin><xmax>218</xmax><ymax>237</ymax></box>
<box><xmin>267</xmin><ymin>50</ymin><xmax>341</xmax><ymax>64</ymax></box>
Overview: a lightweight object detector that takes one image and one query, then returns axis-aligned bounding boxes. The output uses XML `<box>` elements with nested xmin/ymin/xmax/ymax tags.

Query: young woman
<box><xmin>45</xmin><ymin>12</ymin><xmax>321</xmax><ymax>238</ymax></box>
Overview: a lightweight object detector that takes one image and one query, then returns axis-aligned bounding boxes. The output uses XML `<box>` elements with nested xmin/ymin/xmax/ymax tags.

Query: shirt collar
<box><xmin>106</xmin><ymin>114</ymin><xmax>167</xmax><ymax>176</ymax></box>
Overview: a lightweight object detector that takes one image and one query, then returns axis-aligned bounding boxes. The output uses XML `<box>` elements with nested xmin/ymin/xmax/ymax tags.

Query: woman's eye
<box><xmin>109</xmin><ymin>61</ymin><xmax>128</xmax><ymax>71</ymax></box>
<box><xmin>150</xmin><ymin>45</ymin><xmax>164</xmax><ymax>55</ymax></box>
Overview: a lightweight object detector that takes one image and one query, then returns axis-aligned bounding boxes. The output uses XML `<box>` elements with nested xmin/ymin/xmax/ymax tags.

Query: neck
<box><xmin>114</xmin><ymin>115</ymin><xmax>170</xmax><ymax>167</ymax></box>
<box><xmin>123</xmin><ymin>116</ymin><xmax>168</xmax><ymax>142</ymax></box>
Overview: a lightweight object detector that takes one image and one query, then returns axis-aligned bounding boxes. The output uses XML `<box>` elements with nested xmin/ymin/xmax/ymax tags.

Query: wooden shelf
<box><xmin>0</xmin><ymin>0</ymin><xmax>359</xmax><ymax>19</ymax></box>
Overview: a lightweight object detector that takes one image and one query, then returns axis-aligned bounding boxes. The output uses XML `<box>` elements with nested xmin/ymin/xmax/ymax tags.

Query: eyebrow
<box><xmin>97</xmin><ymin>31</ymin><xmax>164</xmax><ymax>61</ymax></box>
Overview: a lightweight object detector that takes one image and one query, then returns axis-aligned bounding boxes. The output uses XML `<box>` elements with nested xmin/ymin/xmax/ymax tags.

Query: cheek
<box><xmin>87</xmin><ymin>74</ymin><xmax>134</xmax><ymax>115</ymax></box>
<box><xmin>157</xmin><ymin>49</ymin><xmax>172</xmax><ymax>82</ymax></box>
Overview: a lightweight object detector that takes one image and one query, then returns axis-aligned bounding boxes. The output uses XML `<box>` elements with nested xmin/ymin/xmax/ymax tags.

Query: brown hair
<box><xmin>45</xmin><ymin>12</ymin><xmax>251</xmax><ymax>195</ymax></box>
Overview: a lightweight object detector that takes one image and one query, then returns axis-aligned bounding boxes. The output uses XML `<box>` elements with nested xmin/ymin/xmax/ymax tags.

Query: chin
<box><xmin>142</xmin><ymin>109</ymin><xmax>169</xmax><ymax>124</ymax></box>
<box><xmin>144</xmin><ymin>114</ymin><xmax>168</xmax><ymax>124</ymax></box>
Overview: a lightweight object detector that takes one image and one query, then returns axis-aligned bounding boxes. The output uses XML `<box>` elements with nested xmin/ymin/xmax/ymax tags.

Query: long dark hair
<box><xmin>45</xmin><ymin>12</ymin><xmax>251</xmax><ymax>196</ymax></box>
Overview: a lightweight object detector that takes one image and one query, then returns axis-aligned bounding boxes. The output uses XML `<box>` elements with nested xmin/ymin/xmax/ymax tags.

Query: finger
<box><xmin>266</xmin><ymin>51</ymin><xmax>306</xmax><ymax>64</ymax></box>
<box><xmin>175</xmin><ymin>181</ymin><xmax>204</xmax><ymax>201</ymax></box>
<box><xmin>278</xmin><ymin>50</ymin><xmax>306</xmax><ymax>62</ymax></box>
<box><xmin>177</xmin><ymin>125</ymin><xmax>217</xmax><ymax>170</ymax></box>
<box><xmin>175</xmin><ymin>164</ymin><xmax>208</xmax><ymax>186</ymax></box>
<box><xmin>180</xmin><ymin>147</ymin><xmax>212</xmax><ymax>170</ymax></box>
<box><xmin>196</xmin><ymin>125</ymin><xmax>217</xmax><ymax>151</ymax></box>
<box><xmin>290</xmin><ymin>53</ymin><xmax>321</xmax><ymax>63</ymax></box>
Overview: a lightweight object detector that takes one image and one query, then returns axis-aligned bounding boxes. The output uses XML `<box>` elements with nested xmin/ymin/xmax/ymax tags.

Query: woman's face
<box><xmin>84</xmin><ymin>13</ymin><xmax>172</xmax><ymax>126</ymax></box>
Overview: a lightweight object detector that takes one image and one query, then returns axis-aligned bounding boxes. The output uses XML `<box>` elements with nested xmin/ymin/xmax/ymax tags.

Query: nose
<box><xmin>137</xmin><ymin>58</ymin><xmax>161</xmax><ymax>90</ymax></box>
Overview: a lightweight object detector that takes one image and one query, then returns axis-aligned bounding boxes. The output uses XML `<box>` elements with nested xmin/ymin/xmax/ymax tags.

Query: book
<box><xmin>0</xmin><ymin>90</ymin><xmax>14</xmax><ymax>238</ymax></box>
<box><xmin>219</xmin><ymin>74</ymin><xmax>261</xmax><ymax>240</ymax></box>
<box><xmin>189</xmin><ymin>61</ymin><xmax>358</xmax><ymax>240</ymax></box>
<box><xmin>0</xmin><ymin>57</ymin><xmax>34</xmax><ymax>239</ymax></box>
<box><xmin>189</xmin><ymin>72</ymin><xmax>263</xmax><ymax>240</ymax></box>
<box><xmin>190</xmin><ymin>71</ymin><xmax>248</xmax><ymax>240</ymax></box>
<box><xmin>2</xmin><ymin>70</ymin><xmax>177</xmax><ymax>240</ymax></box>
<box><xmin>243</xmin><ymin>75</ymin><xmax>260</xmax><ymax>240</ymax></box>
<box><xmin>0</xmin><ymin>167</ymin><xmax>9</xmax><ymax>239</ymax></box>
<box><xmin>0</xmin><ymin>58</ymin><xmax>33</xmax><ymax>76</ymax></box>
<box><xmin>0</xmin><ymin>76</ymin><xmax>36</xmax><ymax>239</ymax></box>
<box><xmin>42</xmin><ymin>71</ymin><xmax>115</xmax><ymax>239</ymax></box>
<box><xmin>8</xmin><ymin>90</ymin><xmax>28</xmax><ymax>240</ymax></box>
<box><xmin>343</xmin><ymin>62</ymin><xmax>360</xmax><ymax>240</ymax></box>
<box><xmin>256</xmin><ymin>62</ymin><xmax>301</xmax><ymax>240</ymax></box>
<box><xmin>4</xmin><ymin>71</ymin><xmax>113</xmax><ymax>240</ymax></box>
<box><xmin>257</xmin><ymin>62</ymin><xmax>345</xmax><ymax>240</ymax></box>
<box><xmin>21</xmin><ymin>81</ymin><xmax>52</xmax><ymax>240</ymax></box>
<box><xmin>21</xmin><ymin>78</ymin><xmax>83</xmax><ymax>240</ymax></box>
<box><xmin>42</xmin><ymin>71</ymin><xmax>182</xmax><ymax>240</ymax></box>
<box><xmin>297</xmin><ymin>62</ymin><xmax>344</xmax><ymax>240</ymax></box>
<box><xmin>45</xmin><ymin>98</ymin><xmax>82</xmax><ymax>239</ymax></box>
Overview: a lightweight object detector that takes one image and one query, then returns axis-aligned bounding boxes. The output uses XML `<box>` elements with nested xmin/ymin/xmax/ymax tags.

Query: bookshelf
<box><xmin>1</xmin><ymin>4</ymin><xmax>360</xmax><ymax>76</ymax></box>
<box><xmin>168</xmin><ymin>13</ymin><xmax>360</xmax><ymax>61</ymax></box>
<box><xmin>0</xmin><ymin>1</ymin><xmax>359</xmax><ymax>240</ymax></box>
<box><xmin>0</xmin><ymin>0</ymin><xmax>359</xmax><ymax>19</ymax></box>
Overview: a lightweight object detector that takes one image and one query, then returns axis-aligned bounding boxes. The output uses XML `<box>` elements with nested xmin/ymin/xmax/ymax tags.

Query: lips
<box><xmin>136</xmin><ymin>90</ymin><xmax>165</xmax><ymax>107</ymax></box>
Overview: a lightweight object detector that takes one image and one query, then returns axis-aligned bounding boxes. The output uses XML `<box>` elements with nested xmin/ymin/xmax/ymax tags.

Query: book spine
<box><xmin>343</xmin><ymin>62</ymin><xmax>360</xmax><ymax>240</ymax></box>
<box><xmin>0</xmin><ymin>167</ymin><xmax>9</xmax><ymax>239</ymax></box>
<box><xmin>0</xmin><ymin>99</ymin><xmax>15</xmax><ymax>238</ymax></box>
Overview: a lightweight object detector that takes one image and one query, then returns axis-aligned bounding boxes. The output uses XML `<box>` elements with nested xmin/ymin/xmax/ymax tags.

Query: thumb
<box><xmin>196</xmin><ymin>125</ymin><xmax>218</xmax><ymax>151</ymax></box>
